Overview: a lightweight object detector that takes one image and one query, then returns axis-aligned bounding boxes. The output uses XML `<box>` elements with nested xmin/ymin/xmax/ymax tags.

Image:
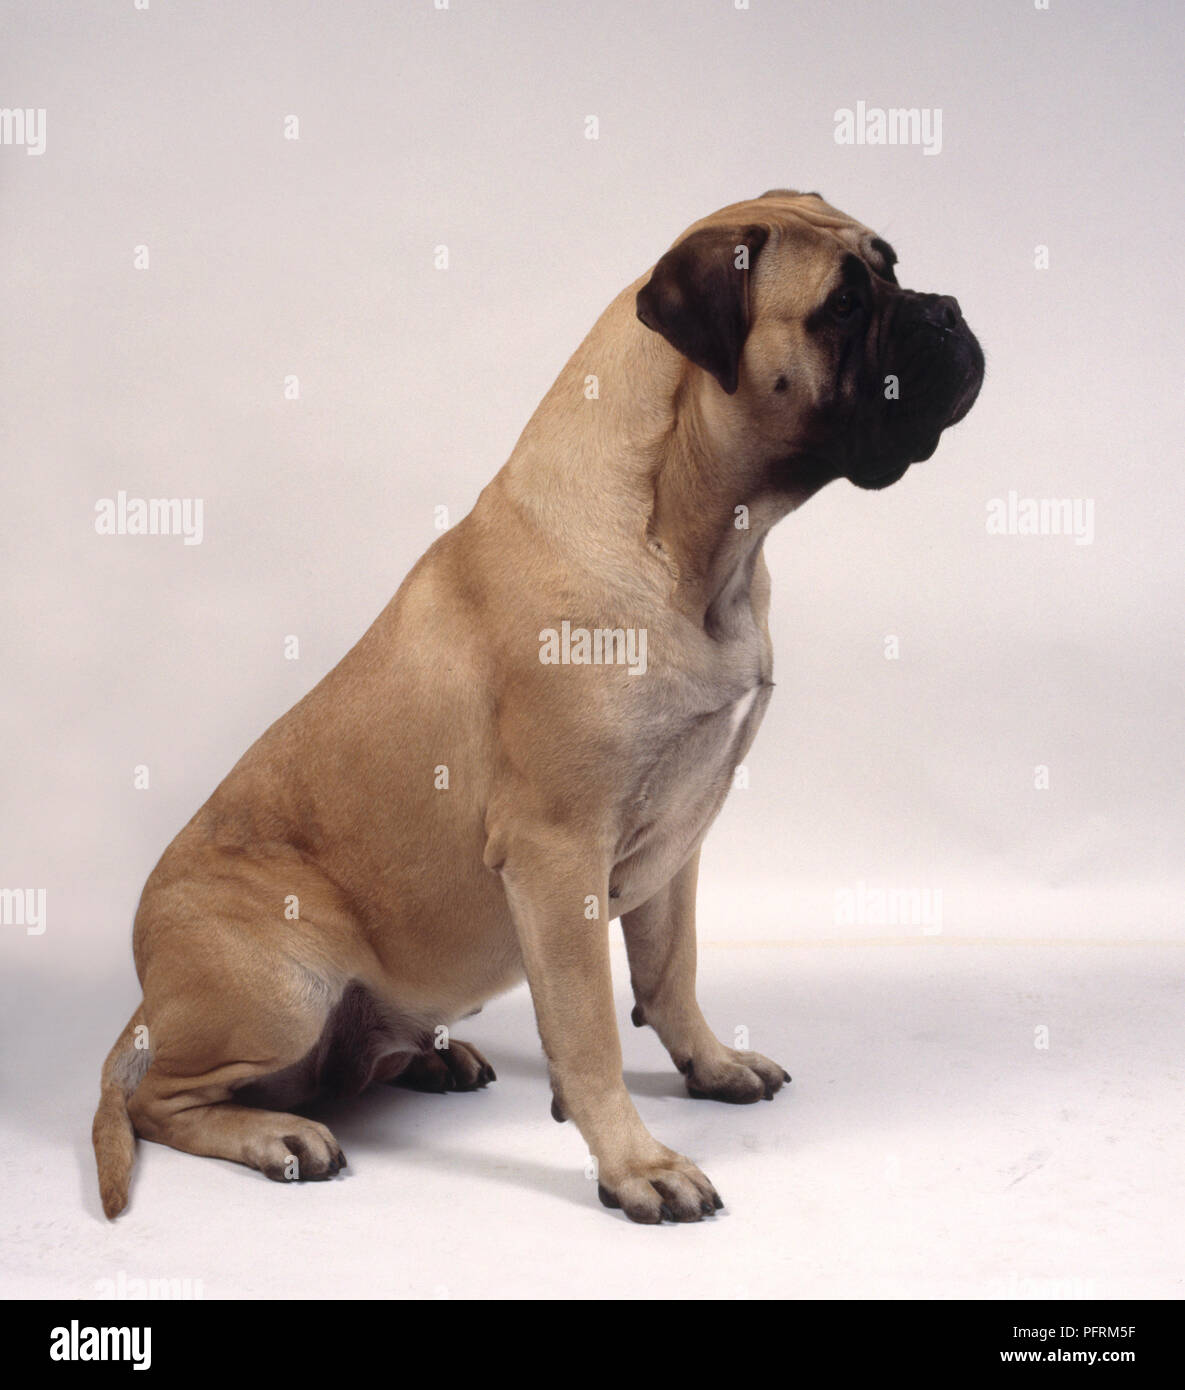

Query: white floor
<box><xmin>2</xmin><ymin>939</ymin><xmax>1181</xmax><ymax>1300</ymax></box>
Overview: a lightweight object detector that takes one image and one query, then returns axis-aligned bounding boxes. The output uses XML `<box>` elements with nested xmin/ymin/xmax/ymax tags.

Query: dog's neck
<box><xmin>645</xmin><ymin>381</ymin><xmax>832</xmax><ymax>628</ymax></box>
<box><xmin>494</xmin><ymin>282</ymin><xmax>828</xmax><ymax>626</ymax></box>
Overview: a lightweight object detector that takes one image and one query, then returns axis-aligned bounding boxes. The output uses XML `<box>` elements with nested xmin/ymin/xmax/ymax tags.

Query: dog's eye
<box><xmin>831</xmin><ymin>288</ymin><xmax>860</xmax><ymax>319</ymax></box>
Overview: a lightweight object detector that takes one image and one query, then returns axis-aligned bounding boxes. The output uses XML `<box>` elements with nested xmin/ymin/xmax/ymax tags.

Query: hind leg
<box><xmin>130</xmin><ymin>1090</ymin><xmax>346</xmax><ymax>1182</ymax></box>
<box><xmin>127</xmin><ymin>934</ymin><xmax>348</xmax><ymax>1185</ymax></box>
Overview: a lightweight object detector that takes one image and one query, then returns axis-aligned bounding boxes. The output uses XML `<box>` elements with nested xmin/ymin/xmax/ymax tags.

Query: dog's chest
<box><xmin>608</xmin><ymin>678</ymin><xmax>773</xmax><ymax>916</ymax></box>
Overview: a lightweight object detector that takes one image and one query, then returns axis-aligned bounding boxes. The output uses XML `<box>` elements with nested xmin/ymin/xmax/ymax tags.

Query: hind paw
<box><xmin>250</xmin><ymin>1118</ymin><xmax>347</xmax><ymax>1183</ymax></box>
<box><xmin>391</xmin><ymin>1039</ymin><xmax>496</xmax><ymax>1093</ymax></box>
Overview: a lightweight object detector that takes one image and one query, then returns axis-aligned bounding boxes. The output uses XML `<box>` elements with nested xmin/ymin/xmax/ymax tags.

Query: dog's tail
<box><xmin>92</xmin><ymin>1006</ymin><xmax>148</xmax><ymax>1220</ymax></box>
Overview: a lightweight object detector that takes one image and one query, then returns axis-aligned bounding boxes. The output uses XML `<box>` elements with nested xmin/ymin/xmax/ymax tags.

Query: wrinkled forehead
<box><xmin>698</xmin><ymin>190</ymin><xmax>895</xmax><ymax>316</ymax></box>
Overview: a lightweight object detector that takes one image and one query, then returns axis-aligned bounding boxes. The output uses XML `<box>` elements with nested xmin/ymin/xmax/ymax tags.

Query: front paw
<box><xmin>596</xmin><ymin>1148</ymin><xmax>723</xmax><ymax>1224</ymax></box>
<box><xmin>680</xmin><ymin>1048</ymin><xmax>790</xmax><ymax>1104</ymax></box>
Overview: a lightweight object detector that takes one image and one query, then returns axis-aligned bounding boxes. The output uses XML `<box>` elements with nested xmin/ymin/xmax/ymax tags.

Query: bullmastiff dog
<box><xmin>94</xmin><ymin>189</ymin><xmax>983</xmax><ymax>1223</ymax></box>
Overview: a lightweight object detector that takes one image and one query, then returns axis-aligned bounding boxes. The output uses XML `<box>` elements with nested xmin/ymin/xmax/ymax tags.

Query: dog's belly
<box><xmin>608</xmin><ymin>681</ymin><xmax>772</xmax><ymax>917</ymax></box>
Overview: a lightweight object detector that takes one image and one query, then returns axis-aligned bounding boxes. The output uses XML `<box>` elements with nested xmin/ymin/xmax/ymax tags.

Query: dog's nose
<box><xmin>911</xmin><ymin>293</ymin><xmax>963</xmax><ymax>338</ymax></box>
<box><xmin>933</xmin><ymin>295</ymin><xmax>962</xmax><ymax>329</ymax></box>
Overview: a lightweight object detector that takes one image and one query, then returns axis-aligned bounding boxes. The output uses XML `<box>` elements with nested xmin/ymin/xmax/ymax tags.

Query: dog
<box><xmin>93</xmin><ymin>189</ymin><xmax>983</xmax><ymax>1224</ymax></box>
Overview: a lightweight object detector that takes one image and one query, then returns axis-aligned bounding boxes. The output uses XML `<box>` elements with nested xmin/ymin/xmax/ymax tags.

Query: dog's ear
<box><xmin>636</xmin><ymin>224</ymin><xmax>769</xmax><ymax>395</ymax></box>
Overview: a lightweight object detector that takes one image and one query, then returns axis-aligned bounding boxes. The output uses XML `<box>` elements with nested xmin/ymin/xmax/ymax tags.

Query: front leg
<box><xmin>498</xmin><ymin>827</ymin><xmax>722</xmax><ymax>1224</ymax></box>
<box><xmin>622</xmin><ymin>850</ymin><xmax>791</xmax><ymax>1104</ymax></box>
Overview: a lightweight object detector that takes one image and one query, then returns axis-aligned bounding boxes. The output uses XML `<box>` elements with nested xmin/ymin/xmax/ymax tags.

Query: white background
<box><xmin>1</xmin><ymin>0</ymin><xmax>1182</xmax><ymax>1299</ymax></box>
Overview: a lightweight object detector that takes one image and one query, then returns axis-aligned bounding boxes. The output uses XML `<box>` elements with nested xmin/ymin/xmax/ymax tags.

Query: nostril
<box><xmin>936</xmin><ymin>295</ymin><xmax>961</xmax><ymax>329</ymax></box>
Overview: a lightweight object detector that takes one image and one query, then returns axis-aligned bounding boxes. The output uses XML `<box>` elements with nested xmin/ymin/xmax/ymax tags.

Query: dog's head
<box><xmin>635</xmin><ymin>189</ymin><xmax>984</xmax><ymax>491</ymax></box>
